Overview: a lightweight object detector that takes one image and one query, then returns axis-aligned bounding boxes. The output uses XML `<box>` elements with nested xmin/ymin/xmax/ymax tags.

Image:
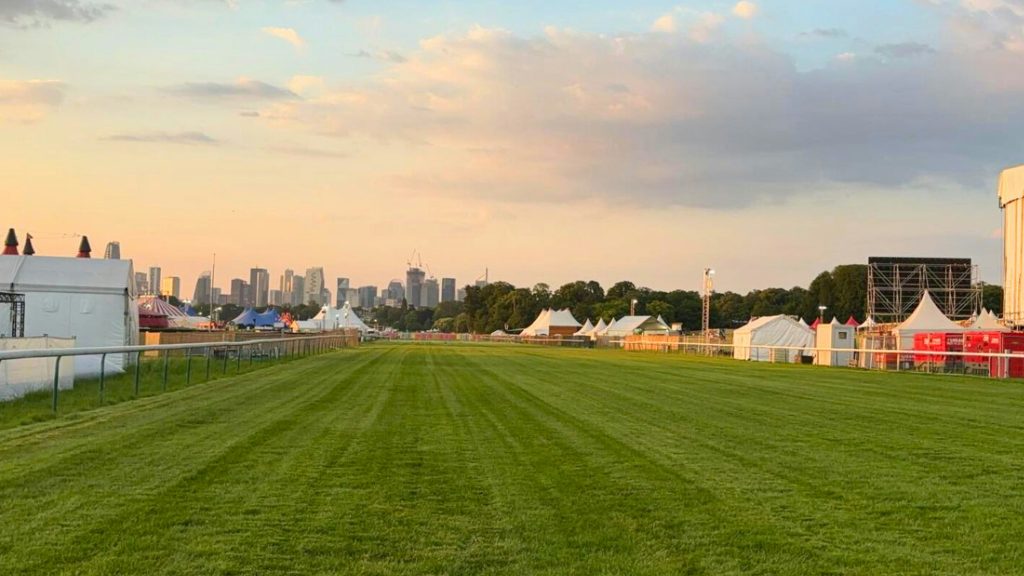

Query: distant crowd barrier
<box><xmin>374</xmin><ymin>332</ymin><xmax>1024</xmax><ymax>381</ymax></box>
<box><xmin>0</xmin><ymin>332</ymin><xmax>357</xmax><ymax>412</ymax></box>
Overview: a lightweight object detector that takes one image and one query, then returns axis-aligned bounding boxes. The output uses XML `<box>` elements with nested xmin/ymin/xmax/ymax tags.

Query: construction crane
<box><xmin>406</xmin><ymin>249</ymin><xmax>423</xmax><ymax>270</ymax></box>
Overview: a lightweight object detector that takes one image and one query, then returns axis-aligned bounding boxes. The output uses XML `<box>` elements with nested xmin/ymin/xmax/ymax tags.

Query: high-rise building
<box><xmin>457</xmin><ymin>288</ymin><xmax>466</xmax><ymax>302</ymax></box>
<box><xmin>103</xmin><ymin>241</ymin><xmax>120</xmax><ymax>259</ymax></box>
<box><xmin>269</xmin><ymin>289</ymin><xmax>283</xmax><ymax>306</ymax></box>
<box><xmin>336</xmin><ymin>278</ymin><xmax>350</xmax><ymax>307</ymax></box>
<box><xmin>406</xmin><ymin>267</ymin><xmax>425</xmax><ymax>308</ymax></box>
<box><xmin>160</xmin><ymin>276</ymin><xmax>181</xmax><ymax>300</ymax></box>
<box><xmin>292</xmin><ymin>276</ymin><xmax>305</xmax><ymax>305</ymax></box>
<box><xmin>424</xmin><ymin>278</ymin><xmax>439</xmax><ymax>308</ymax></box>
<box><xmin>304</xmin><ymin>267</ymin><xmax>325</xmax><ymax>305</ymax></box>
<box><xmin>357</xmin><ymin>286</ymin><xmax>378</xmax><ymax>309</ymax></box>
<box><xmin>134</xmin><ymin>272</ymin><xmax>148</xmax><ymax>295</ymax></box>
<box><xmin>441</xmin><ymin>278</ymin><xmax>456</xmax><ymax>303</ymax></box>
<box><xmin>249</xmin><ymin>268</ymin><xmax>270</xmax><ymax>307</ymax></box>
<box><xmin>387</xmin><ymin>280</ymin><xmax>405</xmax><ymax>303</ymax></box>
<box><xmin>212</xmin><ymin>287</ymin><xmax>223</xmax><ymax>305</ymax></box>
<box><xmin>280</xmin><ymin>269</ymin><xmax>294</xmax><ymax>305</ymax></box>
<box><xmin>148</xmin><ymin>266</ymin><xmax>161</xmax><ymax>296</ymax></box>
<box><xmin>193</xmin><ymin>272</ymin><xmax>212</xmax><ymax>305</ymax></box>
<box><xmin>230</xmin><ymin>278</ymin><xmax>249</xmax><ymax>306</ymax></box>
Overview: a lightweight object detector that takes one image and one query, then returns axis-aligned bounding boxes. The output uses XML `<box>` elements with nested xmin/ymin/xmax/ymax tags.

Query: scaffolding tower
<box><xmin>0</xmin><ymin>292</ymin><xmax>26</xmax><ymax>338</ymax></box>
<box><xmin>867</xmin><ymin>257</ymin><xmax>980</xmax><ymax>324</ymax></box>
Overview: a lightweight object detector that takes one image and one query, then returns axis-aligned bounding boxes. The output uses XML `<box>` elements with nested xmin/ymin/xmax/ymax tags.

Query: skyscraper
<box><xmin>441</xmin><ymin>278</ymin><xmax>456</xmax><ymax>303</ymax></box>
<box><xmin>387</xmin><ymin>280</ymin><xmax>405</xmax><ymax>304</ymax></box>
<box><xmin>148</xmin><ymin>266</ymin><xmax>161</xmax><ymax>296</ymax></box>
<box><xmin>269</xmin><ymin>290</ymin><xmax>283</xmax><ymax>306</ymax></box>
<box><xmin>134</xmin><ymin>272</ymin><xmax>148</xmax><ymax>295</ymax></box>
<box><xmin>160</xmin><ymin>276</ymin><xmax>181</xmax><ymax>300</ymax></box>
<box><xmin>304</xmin><ymin>267</ymin><xmax>325</xmax><ymax>305</ymax></box>
<box><xmin>193</xmin><ymin>272</ymin><xmax>211</xmax><ymax>305</ymax></box>
<box><xmin>249</xmin><ymin>268</ymin><xmax>270</xmax><ymax>307</ymax></box>
<box><xmin>280</xmin><ymin>269</ymin><xmax>294</xmax><ymax>305</ymax></box>
<box><xmin>357</xmin><ymin>285</ymin><xmax>378</xmax><ymax>309</ymax></box>
<box><xmin>406</xmin><ymin>267</ymin><xmax>425</xmax><ymax>308</ymax></box>
<box><xmin>230</xmin><ymin>278</ymin><xmax>248</xmax><ymax>306</ymax></box>
<box><xmin>292</xmin><ymin>276</ymin><xmax>305</xmax><ymax>305</ymax></box>
<box><xmin>424</xmin><ymin>278</ymin><xmax>439</xmax><ymax>308</ymax></box>
<box><xmin>336</xmin><ymin>278</ymin><xmax>350</xmax><ymax>307</ymax></box>
<box><xmin>103</xmin><ymin>241</ymin><xmax>120</xmax><ymax>259</ymax></box>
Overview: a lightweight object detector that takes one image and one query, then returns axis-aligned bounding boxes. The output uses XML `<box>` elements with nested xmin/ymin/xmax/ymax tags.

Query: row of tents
<box><xmin>516</xmin><ymin>308</ymin><xmax>672</xmax><ymax>338</ymax></box>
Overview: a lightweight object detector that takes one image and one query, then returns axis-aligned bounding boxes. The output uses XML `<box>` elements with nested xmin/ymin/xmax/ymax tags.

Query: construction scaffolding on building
<box><xmin>867</xmin><ymin>257</ymin><xmax>980</xmax><ymax>324</ymax></box>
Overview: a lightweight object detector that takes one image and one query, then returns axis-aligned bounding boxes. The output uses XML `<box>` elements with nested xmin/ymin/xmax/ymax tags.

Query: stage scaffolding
<box><xmin>0</xmin><ymin>292</ymin><xmax>26</xmax><ymax>338</ymax></box>
<box><xmin>867</xmin><ymin>257</ymin><xmax>981</xmax><ymax>324</ymax></box>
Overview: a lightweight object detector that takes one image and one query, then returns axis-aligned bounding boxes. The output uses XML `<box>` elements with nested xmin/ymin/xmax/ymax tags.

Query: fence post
<box><xmin>237</xmin><ymin>344</ymin><xmax>243</xmax><ymax>373</ymax></box>
<box><xmin>51</xmin><ymin>355</ymin><xmax>61</xmax><ymax>413</ymax></box>
<box><xmin>99</xmin><ymin>353</ymin><xmax>107</xmax><ymax>404</ymax></box>
<box><xmin>162</xmin><ymin>349</ymin><xmax>169</xmax><ymax>391</ymax></box>
<box><xmin>205</xmin><ymin>346</ymin><xmax>212</xmax><ymax>381</ymax></box>
<box><xmin>185</xmin><ymin>349</ymin><xmax>192</xmax><ymax>387</ymax></box>
<box><xmin>222</xmin><ymin>346</ymin><xmax>228</xmax><ymax>374</ymax></box>
<box><xmin>134</xmin><ymin>350</ymin><xmax>142</xmax><ymax>396</ymax></box>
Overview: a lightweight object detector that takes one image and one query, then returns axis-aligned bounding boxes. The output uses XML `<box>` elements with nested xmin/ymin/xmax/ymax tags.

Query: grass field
<box><xmin>1</xmin><ymin>343</ymin><xmax>1022</xmax><ymax>575</ymax></box>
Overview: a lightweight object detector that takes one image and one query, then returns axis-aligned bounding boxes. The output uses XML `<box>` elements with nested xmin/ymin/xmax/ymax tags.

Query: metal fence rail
<box><xmin>0</xmin><ymin>333</ymin><xmax>351</xmax><ymax>412</ymax></box>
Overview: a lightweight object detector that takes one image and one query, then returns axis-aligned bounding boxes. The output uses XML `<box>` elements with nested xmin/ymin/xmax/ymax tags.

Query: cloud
<box><xmin>167</xmin><ymin>79</ymin><xmax>298</xmax><ymax>100</ymax></box>
<box><xmin>875</xmin><ymin>42</ymin><xmax>936</xmax><ymax>59</ymax></box>
<box><xmin>0</xmin><ymin>79</ymin><xmax>66</xmax><ymax>122</ymax></box>
<box><xmin>103</xmin><ymin>131</ymin><xmax>219</xmax><ymax>145</ymax></box>
<box><xmin>258</xmin><ymin>25</ymin><xmax>1024</xmax><ymax>209</ymax></box>
<box><xmin>732</xmin><ymin>1</ymin><xmax>758</xmax><ymax>19</ymax></box>
<box><xmin>267</xmin><ymin>145</ymin><xmax>348</xmax><ymax>159</ymax></box>
<box><xmin>262</xmin><ymin>26</ymin><xmax>305</xmax><ymax>49</ymax></box>
<box><xmin>0</xmin><ymin>0</ymin><xmax>114</xmax><ymax>27</ymax></box>
<box><xmin>350</xmin><ymin>49</ymin><xmax>407</xmax><ymax>63</ymax></box>
<box><xmin>801</xmin><ymin>28</ymin><xmax>847</xmax><ymax>39</ymax></box>
<box><xmin>651</xmin><ymin>13</ymin><xmax>676</xmax><ymax>33</ymax></box>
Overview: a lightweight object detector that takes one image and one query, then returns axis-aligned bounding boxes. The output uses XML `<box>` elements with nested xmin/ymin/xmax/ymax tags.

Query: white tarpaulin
<box><xmin>0</xmin><ymin>337</ymin><xmax>76</xmax><ymax>400</ymax></box>
<box><xmin>0</xmin><ymin>255</ymin><xmax>138</xmax><ymax>377</ymax></box>
<box><xmin>574</xmin><ymin>319</ymin><xmax>594</xmax><ymax>336</ymax></box>
<box><xmin>591</xmin><ymin>318</ymin><xmax>609</xmax><ymax>337</ymax></box>
<box><xmin>605</xmin><ymin>316</ymin><xmax>671</xmax><ymax>337</ymax></box>
<box><xmin>893</xmin><ymin>291</ymin><xmax>963</xmax><ymax>349</ymax></box>
<box><xmin>521</xmin><ymin>308</ymin><xmax>581</xmax><ymax>336</ymax></box>
<box><xmin>971</xmin><ymin>308</ymin><xmax>1009</xmax><ymax>332</ymax></box>
<box><xmin>733</xmin><ymin>315</ymin><xmax>814</xmax><ymax>362</ymax></box>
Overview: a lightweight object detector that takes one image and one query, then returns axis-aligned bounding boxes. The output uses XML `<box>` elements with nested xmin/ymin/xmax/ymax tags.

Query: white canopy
<box><xmin>733</xmin><ymin>315</ymin><xmax>814</xmax><ymax>362</ymax></box>
<box><xmin>605</xmin><ymin>315</ymin><xmax>671</xmax><ymax>337</ymax></box>
<box><xmin>574</xmin><ymin>319</ymin><xmax>594</xmax><ymax>336</ymax></box>
<box><xmin>592</xmin><ymin>318</ymin><xmax>609</xmax><ymax>337</ymax></box>
<box><xmin>521</xmin><ymin>308</ymin><xmax>581</xmax><ymax>336</ymax></box>
<box><xmin>893</xmin><ymin>291</ymin><xmax>963</xmax><ymax>349</ymax></box>
<box><xmin>971</xmin><ymin>308</ymin><xmax>1009</xmax><ymax>332</ymax></box>
<box><xmin>857</xmin><ymin>316</ymin><xmax>878</xmax><ymax>330</ymax></box>
<box><xmin>312</xmin><ymin>302</ymin><xmax>371</xmax><ymax>333</ymax></box>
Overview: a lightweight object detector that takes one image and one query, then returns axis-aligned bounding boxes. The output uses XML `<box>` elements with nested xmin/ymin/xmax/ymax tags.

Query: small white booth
<box><xmin>815</xmin><ymin>318</ymin><xmax>855</xmax><ymax>367</ymax></box>
<box><xmin>733</xmin><ymin>315</ymin><xmax>815</xmax><ymax>362</ymax></box>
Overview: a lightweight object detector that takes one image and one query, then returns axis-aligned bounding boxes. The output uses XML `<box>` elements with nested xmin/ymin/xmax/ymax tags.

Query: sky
<box><xmin>3</xmin><ymin>0</ymin><xmax>1022</xmax><ymax>295</ymax></box>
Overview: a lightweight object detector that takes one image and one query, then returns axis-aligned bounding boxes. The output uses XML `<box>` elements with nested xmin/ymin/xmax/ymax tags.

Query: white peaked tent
<box><xmin>798</xmin><ymin>318</ymin><xmax>810</xmax><ymax>328</ymax></box>
<box><xmin>971</xmin><ymin>308</ymin><xmax>1009</xmax><ymax>332</ymax></box>
<box><xmin>0</xmin><ymin>255</ymin><xmax>138</xmax><ymax>377</ymax></box>
<box><xmin>857</xmin><ymin>316</ymin><xmax>878</xmax><ymax>330</ymax></box>
<box><xmin>893</xmin><ymin>291</ymin><xmax>963</xmax><ymax>349</ymax></box>
<box><xmin>591</xmin><ymin>318</ymin><xmax>609</xmax><ymax>337</ymax></box>
<box><xmin>574</xmin><ymin>319</ymin><xmax>594</xmax><ymax>337</ymax></box>
<box><xmin>521</xmin><ymin>308</ymin><xmax>581</xmax><ymax>336</ymax></box>
<box><xmin>605</xmin><ymin>315</ymin><xmax>672</xmax><ymax>337</ymax></box>
<box><xmin>313</xmin><ymin>302</ymin><xmax>372</xmax><ymax>333</ymax></box>
<box><xmin>733</xmin><ymin>315</ymin><xmax>814</xmax><ymax>362</ymax></box>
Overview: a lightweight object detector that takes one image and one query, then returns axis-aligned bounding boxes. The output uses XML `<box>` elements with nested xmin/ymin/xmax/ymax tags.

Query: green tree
<box><xmin>982</xmin><ymin>284</ymin><xmax>1003</xmax><ymax>315</ymax></box>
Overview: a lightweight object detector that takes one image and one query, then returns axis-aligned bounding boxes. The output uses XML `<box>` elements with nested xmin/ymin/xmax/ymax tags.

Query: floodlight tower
<box><xmin>702</xmin><ymin>268</ymin><xmax>715</xmax><ymax>349</ymax></box>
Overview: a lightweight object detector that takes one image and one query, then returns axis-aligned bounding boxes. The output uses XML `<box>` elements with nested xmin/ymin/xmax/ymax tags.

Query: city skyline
<box><xmin>4</xmin><ymin>1</ymin><xmax>1019</xmax><ymax>292</ymax></box>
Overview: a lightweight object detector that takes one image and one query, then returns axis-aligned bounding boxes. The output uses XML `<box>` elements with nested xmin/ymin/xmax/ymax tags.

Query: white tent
<box><xmin>0</xmin><ymin>255</ymin><xmax>138</xmax><ymax>376</ymax></box>
<box><xmin>520</xmin><ymin>308</ymin><xmax>581</xmax><ymax>336</ymax></box>
<box><xmin>574</xmin><ymin>319</ymin><xmax>595</xmax><ymax>337</ymax></box>
<box><xmin>733</xmin><ymin>315</ymin><xmax>814</xmax><ymax>362</ymax></box>
<box><xmin>591</xmin><ymin>318</ymin><xmax>609</xmax><ymax>337</ymax></box>
<box><xmin>605</xmin><ymin>315</ymin><xmax>671</xmax><ymax>337</ymax></box>
<box><xmin>893</xmin><ymin>291</ymin><xmax>963</xmax><ymax>349</ymax></box>
<box><xmin>798</xmin><ymin>318</ymin><xmax>810</xmax><ymax>328</ymax></box>
<box><xmin>312</xmin><ymin>302</ymin><xmax>371</xmax><ymax>333</ymax></box>
<box><xmin>971</xmin><ymin>308</ymin><xmax>1009</xmax><ymax>332</ymax></box>
<box><xmin>857</xmin><ymin>316</ymin><xmax>878</xmax><ymax>330</ymax></box>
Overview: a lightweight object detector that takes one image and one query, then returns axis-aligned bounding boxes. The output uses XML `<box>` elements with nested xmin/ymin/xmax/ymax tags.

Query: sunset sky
<box><xmin>3</xmin><ymin>0</ymin><xmax>1022</xmax><ymax>294</ymax></box>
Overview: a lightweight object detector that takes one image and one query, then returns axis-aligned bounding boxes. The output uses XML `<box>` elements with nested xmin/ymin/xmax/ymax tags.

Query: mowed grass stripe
<box><xmin>0</xmin><ymin>343</ymin><xmax>1023</xmax><ymax>574</ymax></box>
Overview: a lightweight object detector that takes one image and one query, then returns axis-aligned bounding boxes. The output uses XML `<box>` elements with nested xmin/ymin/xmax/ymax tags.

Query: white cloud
<box><xmin>689</xmin><ymin>12</ymin><xmax>725</xmax><ymax>43</ymax></box>
<box><xmin>262</xmin><ymin>26</ymin><xmax>305</xmax><ymax>49</ymax></box>
<box><xmin>732</xmin><ymin>1</ymin><xmax>759</xmax><ymax>19</ymax></box>
<box><xmin>651</xmin><ymin>12</ymin><xmax>676</xmax><ymax>33</ymax></box>
<box><xmin>0</xmin><ymin>79</ymin><xmax>66</xmax><ymax>123</ymax></box>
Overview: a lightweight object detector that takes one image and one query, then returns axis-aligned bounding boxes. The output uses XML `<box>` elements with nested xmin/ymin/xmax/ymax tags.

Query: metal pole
<box><xmin>205</xmin><ymin>346</ymin><xmax>211</xmax><ymax>381</ymax></box>
<box><xmin>134</xmin><ymin>351</ymin><xmax>141</xmax><ymax>396</ymax></box>
<box><xmin>162</xmin><ymin>349</ymin><xmax>169</xmax><ymax>391</ymax></box>
<box><xmin>222</xmin><ymin>346</ymin><xmax>228</xmax><ymax>374</ymax></box>
<box><xmin>51</xmin><ymin>356</ymin><xmax>61</xmax><ymax>413</ymax></box>
<box><xmin>185</xmin><ymin>349</ymin><xmax>192</xmax><ymax>386</ymax></box>
<box><xmin>99</xmin><ymin>353</ymin><xmax>106</xmax><ymax>404</ymax></box>
<box><xmin>236</xmin><ymin>344</ymin><xmax>242</xmax><ymax>373</ymax></box>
